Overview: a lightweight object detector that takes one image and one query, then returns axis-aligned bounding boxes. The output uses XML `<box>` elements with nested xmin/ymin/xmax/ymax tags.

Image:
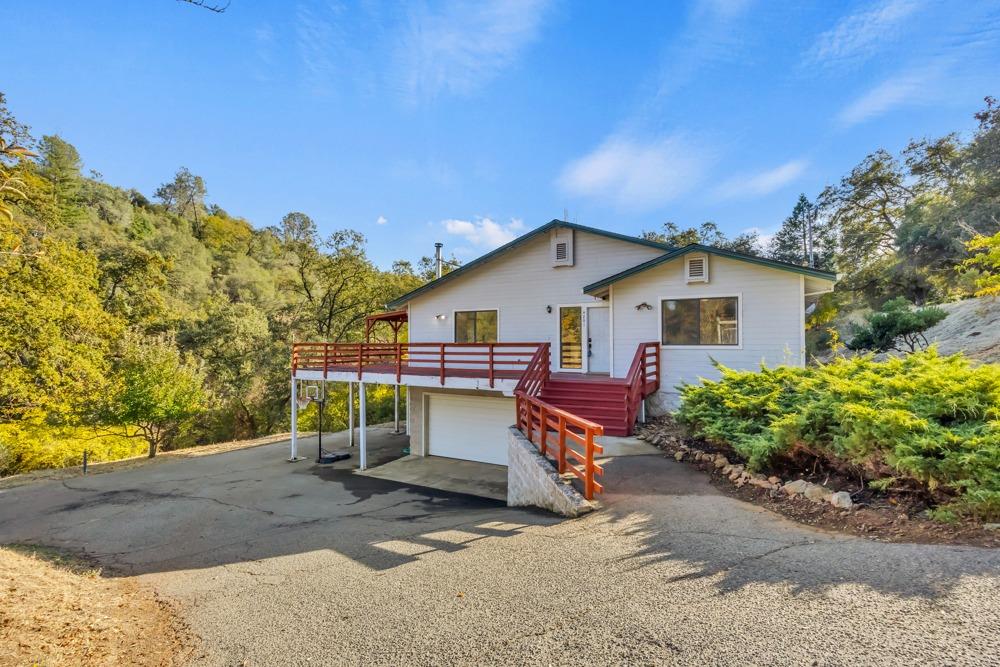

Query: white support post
<box><xmin>348</xmin><ymin>382</ymin><xmax>355</xmax><ymax>447</ymax></box>
<box><xmin>359</xmin><ymin>381</ymin><xmax>368</xmax><ymax>470</ymax></box>
<box><xmin>289</xmin><ymin>376</ymin><xmax>301</xmax><ymax>462</ymax></box>
<box><xmin>393</xmin><ymin>385</ymin><xmax>400</xmax><ymax>433</ymax></box>
<box><xmin>639</xmin><ymin>398</ymin><xmax>647</xmax><ymax>424</ymax></box>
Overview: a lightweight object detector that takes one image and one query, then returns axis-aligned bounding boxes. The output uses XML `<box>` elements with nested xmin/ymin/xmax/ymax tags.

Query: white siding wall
<box><xmin>611</xmin><ymin>255</ymin><xmax>805</xmax><ymax>409</ymax></box>
<box><xmin>407</xmin><ymin>230</ymin><xmax>664</xmax><ymax>371</ymax></box>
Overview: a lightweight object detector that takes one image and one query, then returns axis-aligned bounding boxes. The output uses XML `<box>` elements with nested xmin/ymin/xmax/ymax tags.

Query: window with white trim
<box><xmin>661</xmin><ymin>297</ymin><xmax>738</xmax><ymax>346</ymax></box>
<box><xmin>454</xmin><ymin>310</ymin><xmax>498</xmax><ymax>343</ymax></box>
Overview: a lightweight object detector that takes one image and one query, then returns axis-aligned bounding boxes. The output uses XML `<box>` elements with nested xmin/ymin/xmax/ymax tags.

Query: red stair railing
<box><xmin>514</xmin><ymin>343</ymin><xmax>606</xmax><ymax>500</ymax></box>
<box><xmin>623</xmin><ymin>342</ymin><xmax>660</xmax><ymax>434</ymax></box>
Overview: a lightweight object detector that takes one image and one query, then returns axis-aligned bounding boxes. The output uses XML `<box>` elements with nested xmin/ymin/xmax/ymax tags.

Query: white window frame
<box><xmin>451</xmin><ymin>308</ymin><xmax>501</xmax><ymax>343</ymax></box>
<box><xmin>658</xmin><ymin>292</ymin><xmax>743</xmax><ymax>350</ymax></box>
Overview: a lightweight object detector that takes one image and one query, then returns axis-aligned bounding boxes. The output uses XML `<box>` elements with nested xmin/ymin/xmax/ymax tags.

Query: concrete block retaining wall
<box><xmin>506</xmin><ymin>427</ymin><xmax>595</xmax><ymax>517</ymax></box>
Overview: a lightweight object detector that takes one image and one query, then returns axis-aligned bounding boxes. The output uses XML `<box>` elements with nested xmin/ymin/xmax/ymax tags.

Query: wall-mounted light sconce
<box><xmin>435</xmin><ymin>313</ymin><xmax>447</xmax><ymax>320</ymax></box>
<box><xmin>545</xmin><ymin>305</ymin><xmax>552</xmax><ymax>313</ymax></box>
<box><xmin>635</xmin><ymin>302</ymin><xmax>653</xmax><ymax>311</ymax></box>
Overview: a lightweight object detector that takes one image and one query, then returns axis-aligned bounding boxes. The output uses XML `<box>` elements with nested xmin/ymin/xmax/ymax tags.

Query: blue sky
<box><xmin>6</xmin><ymin>1</ymin><xmax>1000</xmax><ymax>267</ymax></box>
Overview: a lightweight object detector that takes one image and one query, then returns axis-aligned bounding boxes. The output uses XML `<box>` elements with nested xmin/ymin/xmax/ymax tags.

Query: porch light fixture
<box><xmin>635</xmin><ymin>302</ymin><xmax>653</xmax><ymax>311</ymax></box>
<box><xmin>546</xmin><ymin>305</ymin><xmax>552</xmax><ymax>313</ymax></box>
<box><xmin>435</xmin><ymin>313</ymin><xmax>447</xmax><ymax>320</ymax></box>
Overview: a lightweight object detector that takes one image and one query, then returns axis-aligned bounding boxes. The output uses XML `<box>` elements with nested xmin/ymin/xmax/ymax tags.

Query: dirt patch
<box><xmin>640</xmin><ymin>418</ymin><xmax>1000</xmax><ymax>548</ymax></box>
<box><xmin>0</xmin><ymin>545</ymin><xmax>195</xmax><ymax>666</ymax></box>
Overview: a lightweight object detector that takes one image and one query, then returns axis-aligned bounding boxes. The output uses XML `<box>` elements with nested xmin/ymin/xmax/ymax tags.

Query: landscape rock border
<box><xmin>635</xmin><ymin>421</ymin><xmax>855</xmax><ymax>511</ymax></box>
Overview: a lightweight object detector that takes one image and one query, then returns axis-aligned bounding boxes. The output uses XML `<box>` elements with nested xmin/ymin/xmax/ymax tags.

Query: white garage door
<box><xmin>427</xmin><ymin>394</ymin><xmax>515</xmax><ymax>466</ymax></box>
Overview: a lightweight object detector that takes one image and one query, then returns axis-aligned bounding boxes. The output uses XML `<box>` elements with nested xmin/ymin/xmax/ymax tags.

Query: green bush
<box><xmin>677</xmin><ymin>349</ymin><xmax>1000</xmax><ymax>520</ymax></box>
<box><xmin>847</xmin><ymin>297</ymin><xmax>947</xmax><ymax>353</ymax></box>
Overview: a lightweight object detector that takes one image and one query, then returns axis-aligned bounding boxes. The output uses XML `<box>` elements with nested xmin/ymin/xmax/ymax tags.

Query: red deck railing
<box><xmin>624</xmin><ymin>342</ymin><xmax>660</xmax><ymax>431</ymax></box>
<box><xmin>291</xmin><ymin>341</ymin><xmax>544</xmax><ymax>387</ymax></box>
<box><xmin>514</xmin><ymin>343</ymin><xmax>605</xmax><ymax>500</ymax></box>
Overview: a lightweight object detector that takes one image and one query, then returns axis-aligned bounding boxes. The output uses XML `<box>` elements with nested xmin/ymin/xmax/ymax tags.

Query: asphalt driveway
<box><xmin>1</xmin><ymin>426</ymin><xmax>998</xmax><ymax>666</ymax></box>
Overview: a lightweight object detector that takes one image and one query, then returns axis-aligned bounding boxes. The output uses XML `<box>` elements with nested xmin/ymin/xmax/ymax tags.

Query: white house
<box><xmin>290</xmin><ymin>220</ymin><xmax>835</xmax><ymax>499</ymax></box>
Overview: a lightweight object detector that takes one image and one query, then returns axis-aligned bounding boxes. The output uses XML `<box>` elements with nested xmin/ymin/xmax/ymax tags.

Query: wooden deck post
<box><xmin>539</xmin><ymin>405</ymin><xmax>547</xmax><ymax>457</ymax></box>
<box><xmin>439</xmin><ymin>343</ymin><xmax>445</xmax><ymax>385</ymax></box>
<box><xmin>359</xmin><ymin>381</ymin><xmax>367</xmax><ymax>470</ymax></box>
<box><xmin>395</xmin><ymin>343</ymin><xmax>402</xmax><ymax>383</ymax></box>
<box><xmin>393</xmin><ymin>384</ymin><xmax>400</xmax><ymax>434</ymax></box>
<box><xmin>584</xmin><ymin>429</ymin><xmax>595</xmax><ymax>500</ymax></box>
<box><xmin>348</xmin><ymin>381</ymin><xmax>355</xmax><ymax>448</ymax></box>
<box><xmin>288</xmin><ymin>375</ymin><xmax>301</xmax><ymax>462</ymax></box>
<box><xmin>557</xmin><ymin>416</ymin><xmax>566</xmax><ymax>473</ymax></box>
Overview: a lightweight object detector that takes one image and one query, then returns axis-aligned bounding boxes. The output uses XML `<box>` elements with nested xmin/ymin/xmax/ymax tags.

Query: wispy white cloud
<box><xmin>643</xmin><ymin>0</ymin><xmax>755</xmax><ymax>111</ymax></box>
<box><xmin>557</xmin><ymin>135</ymin><xmax>713</xmax><ymax>212</ymax></box>
<box><xmin>394</xmin><ymin>0</ymin><xmax>551</xmax><ymax>102</ymax></box>
<box><xmin>294</xmin><ymin>3</ymin><xmax>343</xmax><ymax>94</ymax></box>
<box><xmin>836</xmin><ymin>67</ymin><xmax>941</xmax><ymax>127</ymax></box>
<box><xmin>806</xmin><ymin>0</ymin><xmax>922</xmax><ymax>68</ymax></box>
<box><xmin>830</xmin><ymin>3</ymin><xmax>1000</xmax><ymax>127</ymax></box>
<box><xmin>715</xmin><ymin>159</ymin><xmax>809</xmax><ymax>199</ymax></box>
<box><xmin>442</xmin><ymin>217</ymin><xmax>525</xmax><ymax>250</ymax></box>
<box><xmin>376</xmin><ymin>215</ymin><xmax>388</xmax><ymax>226</ymax></box>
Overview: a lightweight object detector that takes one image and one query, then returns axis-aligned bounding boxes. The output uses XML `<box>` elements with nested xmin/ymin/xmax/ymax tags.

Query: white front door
<box><xmin>587</xmin><ymin>306</ymin><xmax>610</xmax><ymax>374</ymax></box>
<box><xmin>426</xmin><ymin>394</ymin><xmax>514</xmax><ymax>465</ymax></box>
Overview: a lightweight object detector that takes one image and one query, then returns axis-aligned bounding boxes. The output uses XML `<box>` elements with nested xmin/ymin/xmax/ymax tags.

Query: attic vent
<box><xmin>551</xmin><ymin>228</ymin><xmax>574</xmax><ymax>267</ymax></box>
<box><xmin>685</xmin><ymin>254</ymin><xmax>709</xmax><ymax>283</ymax></box>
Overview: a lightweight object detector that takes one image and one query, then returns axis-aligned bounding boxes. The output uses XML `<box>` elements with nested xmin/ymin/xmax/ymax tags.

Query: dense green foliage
<box><xmin>966</xmin><ymin>230</ymin><xmax>1000</xmax><ymax>297</ymax></box>
<box><xmin>0</xmin><ymin>93</ymin><xmax>431</xmax><ymax>475</ymax></box>
<box><xmin>847</xmin><ymin>297</ymin><xmax>947</xmax><ymax>353</ymax></box>
<box><xmin>678</xmin><ymin>350</ymin><xmax>1000</xmax><ymax>519</ymax></box>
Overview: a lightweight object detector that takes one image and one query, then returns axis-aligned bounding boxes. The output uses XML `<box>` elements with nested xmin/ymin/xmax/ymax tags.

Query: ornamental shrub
<box><xmin>847</xmin><ymin>297</ymin><xmax>947</xmax><ymax>353</ymax></box>
<box><xmin>677</xmin><ymin>349</ymin><xmax>1000</xmax><ymax>519</ymax></box>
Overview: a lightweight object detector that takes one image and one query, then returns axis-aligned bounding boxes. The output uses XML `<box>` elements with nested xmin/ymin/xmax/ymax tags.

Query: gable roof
<box><xmin>582</xmin><ymin>243</ymin><xmax>837</xmax><ymax>295</ymax></box>
<box><xmin>386</xmin><ymin>220</ymin><xmax>673</xmax><ymax>309</ymax></box>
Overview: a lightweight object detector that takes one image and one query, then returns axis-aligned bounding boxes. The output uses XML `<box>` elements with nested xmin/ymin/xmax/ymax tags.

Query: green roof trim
<box><xmin>582</xmin><ymin>243</ymin><xmax>837</xmax><ymax>294</ymax></box>
<box><xmin>386</xmin><ymin>220</ymin><xmax>674</xmax><ymax>309</ymax></box>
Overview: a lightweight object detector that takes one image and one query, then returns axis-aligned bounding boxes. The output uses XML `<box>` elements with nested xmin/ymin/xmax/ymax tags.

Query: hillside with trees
<box><xmin>0</xmin><ymin>93</ymin><xmax>437</xmax><ymax>474</ymax></box>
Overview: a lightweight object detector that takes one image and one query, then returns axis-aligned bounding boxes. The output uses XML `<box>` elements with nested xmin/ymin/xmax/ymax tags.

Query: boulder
<box><xmin>782</xmin><ymin>479</ymin><xmax>810</xmax><ymax>496</ymax></box>
<box><xmin>804</xmin><ymin>484</ymin><xmax>831</xmax><ymax>503</ymax></box>
<box><xmin>673</xmin><ymin>451</ymin><xmax>685</xmax><ymax>462</ymax></box>
<box><xmin>829</xmin><ymin>491</ymin><xmax>854</xmax><ymax>510</ymax></box>
<box><xmin>767</xmin><ymin>476</ymin><xmax>781</xmax><ymax>485</ymax></box>
<box><xmin>714</xmin><ymin>455</ymin><xmax>730</xmax><ymax>468</ymax></box>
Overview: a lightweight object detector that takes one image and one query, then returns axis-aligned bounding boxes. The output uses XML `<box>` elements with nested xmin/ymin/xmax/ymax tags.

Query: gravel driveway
<box><xmin>1</xmin><ymin>426</ymin><xmax>997</xmax><ymax>666</ymax></box>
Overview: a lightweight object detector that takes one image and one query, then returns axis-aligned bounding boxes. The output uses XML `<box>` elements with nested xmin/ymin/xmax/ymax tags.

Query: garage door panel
<box><xmin>427</xmin><ymin>394</ymin><xmax>514</xmax><ymax>465</ymax></box>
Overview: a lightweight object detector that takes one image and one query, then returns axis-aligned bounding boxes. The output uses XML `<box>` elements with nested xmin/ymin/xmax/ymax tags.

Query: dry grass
<box><xmin>0</xmin><ymin>545</ymin><xmax>194</xmax><ymax>666</ymax></box>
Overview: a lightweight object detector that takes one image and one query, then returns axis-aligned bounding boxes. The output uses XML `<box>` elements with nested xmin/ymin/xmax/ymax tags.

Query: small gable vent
<box><xmin>685</xmin><ymin>254</ymin><xmax>709</xmax><ymax>283</ymax></box>
<box><xmin>551</xmin><ymin>227</ymin><xmax>574</xmax><ymax>267</ymax></box>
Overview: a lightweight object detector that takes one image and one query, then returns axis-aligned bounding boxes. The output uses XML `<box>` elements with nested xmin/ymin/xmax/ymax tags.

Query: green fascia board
<box><xmin>582</xmin><ymin>243</ymin><xmax>838</xmax><ymax>295</ymax></box>
<box><xmin>386</xmin><ymin>220</ymin><xmax>675</xmax><ymax>309</ymax></box>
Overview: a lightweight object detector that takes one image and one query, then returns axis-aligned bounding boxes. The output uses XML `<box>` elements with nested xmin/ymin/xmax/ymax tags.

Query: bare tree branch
<box><xmin>177</xmin><ymin>0</ymin><xmax>230</xmax><ymax>13</ymax></box>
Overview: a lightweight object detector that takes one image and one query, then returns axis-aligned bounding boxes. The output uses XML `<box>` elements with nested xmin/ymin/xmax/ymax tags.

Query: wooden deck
<box><xmin>294</xmin><ymin>362</ymin><xmax>526</xmax><ymax>381</ymax></box>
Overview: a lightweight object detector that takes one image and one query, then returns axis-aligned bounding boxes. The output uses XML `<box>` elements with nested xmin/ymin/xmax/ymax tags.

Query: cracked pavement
<box><xmin>1</xmin><ymin>426</ymin><xmax>998</xmax><ymax>666</ymax></box>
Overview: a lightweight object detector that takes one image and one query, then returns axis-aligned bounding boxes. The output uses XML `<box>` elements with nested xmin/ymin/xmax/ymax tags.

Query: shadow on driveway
<box><xmin>1</xmin><ymin>430</ymin><xmax>997</xmax><ymax>604</ymax></box>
